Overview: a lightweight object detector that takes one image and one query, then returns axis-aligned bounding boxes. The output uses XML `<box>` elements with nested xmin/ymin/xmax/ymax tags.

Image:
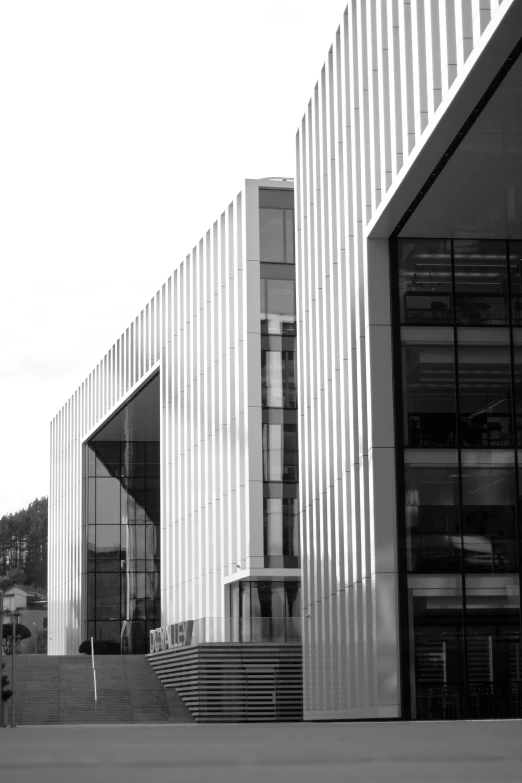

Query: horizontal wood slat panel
<box><xmin>147</xmin><ymin>643</ymin><xmax>303</xmax><ymax>722</ymax></box>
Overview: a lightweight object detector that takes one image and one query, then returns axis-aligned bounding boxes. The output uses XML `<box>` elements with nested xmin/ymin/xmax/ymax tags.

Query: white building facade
<box><xmin>51</xmin><ymin>0</ymin><xmax>522</xmax><ymax>724</ymax></box>
<box><xmin>49</xmin><ymin>178</ymin><xmax>301</xmax><ymax>660</ymax></box>
<box><xmin>296</xmin><ymin>0</ymin><xmax>522</xmax><ymax>720</ymax></box>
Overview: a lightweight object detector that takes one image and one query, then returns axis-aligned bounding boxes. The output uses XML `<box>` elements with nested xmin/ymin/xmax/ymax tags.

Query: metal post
<box><xmin>91</xmin><ymin>636</ymin><xmax>97</xmax><ymax>722</ymax></box>
<box><xmin>32</xmin><ymin>623</ymin><xmax>37</xmax><ymax>655</ymax></box>
<box><xmin>11</xmin><ymin>606</ymin><xmax>16</xmax><ymax>728</ymax></box>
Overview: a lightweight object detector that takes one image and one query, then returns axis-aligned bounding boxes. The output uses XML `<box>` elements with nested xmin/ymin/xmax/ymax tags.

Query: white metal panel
<box><xmin>49</xmin><ymin>178</ymin><xmax>296</xmax><ymax>654</ymax></box>
<box><xmin>295</xmin><ymin>0</ymin><xmax>516</xmax><ymax>720</ymax></box>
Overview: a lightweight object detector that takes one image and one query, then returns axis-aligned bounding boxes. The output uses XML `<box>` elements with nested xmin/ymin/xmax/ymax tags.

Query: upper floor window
<box><xmin>260</xmin><ymin>277</ymin><xmax>296</xmax><ymax>336</ymax></box>
<box><xmin>398</xmin><ymin>239</ymin><xmax>519</xmax><ymax>326</ymax></box>
<box><xmin>259</xmin><ymin>188</ymin><xmax>294</xmax><ymax>264</ymax></box>
<box><xmin>261</xmin><ymin>339</ymin><xmax>297</xmax><ymax>408</ymax></box>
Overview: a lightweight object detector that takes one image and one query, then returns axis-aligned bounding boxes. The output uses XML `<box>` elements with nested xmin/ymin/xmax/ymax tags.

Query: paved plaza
<box><xmin>0</xmin><ymin>720</ymin><xmax>520</xmax><ymax>783</ymax></box>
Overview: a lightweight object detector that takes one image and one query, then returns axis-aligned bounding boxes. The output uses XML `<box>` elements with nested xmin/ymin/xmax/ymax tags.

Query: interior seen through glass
<box><xmin>85</xmin><ymin>375</ymin><xmax>160</xmax><ymax>654</ymax></box>
<box><xmin>397</xmin><ymin>238</ymin><xmax>522</xmax><ymax>720</ymax></box>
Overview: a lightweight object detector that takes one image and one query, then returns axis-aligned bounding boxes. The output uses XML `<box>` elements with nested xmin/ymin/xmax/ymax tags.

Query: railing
<box><xmin>150</xmin><ymin>617</ymin><xmax>302</xmax><ymax>651</ymax></box>
<box><xmin>90</xmin><ymin>636</ymin><xmax>97</xmax><ymax>718</ymax></box>
<box><xmin>415</xmin><ymin>682</ymin><xmax>522</xmax><ymax>720</ymax></box>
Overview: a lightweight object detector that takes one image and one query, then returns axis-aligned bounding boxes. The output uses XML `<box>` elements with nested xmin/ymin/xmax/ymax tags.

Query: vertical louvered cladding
<box><xmin>295</xmin><ymin>0</ymin><xmax>514</xmax><ymax>719</ymax></box>
<box><xmin>49</xmin><ymin>179</ymin><xmax>283</xmax><ymax>655</ymax></box>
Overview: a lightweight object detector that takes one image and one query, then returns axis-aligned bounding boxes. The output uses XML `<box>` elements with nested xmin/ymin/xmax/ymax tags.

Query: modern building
<box><xmin>49</xmin><ymin>178</ymin><xmax>302</xmax><ymax>718</ymax></box>
<box><xmin>296</xmin><ymin>0</ymin><xmax>522</xmax><ymax>720</ymax></box>
<box><xmin>50</xmin><ymin>0</ymin><xmax>522</xmax><ymax>723</ymax></box>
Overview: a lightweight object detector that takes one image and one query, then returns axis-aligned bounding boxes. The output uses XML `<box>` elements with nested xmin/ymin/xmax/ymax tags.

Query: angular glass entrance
<box><xmin>84</xmin><ymin>373</ymin><xmax>160</xmax><ymax>653</ymax></box>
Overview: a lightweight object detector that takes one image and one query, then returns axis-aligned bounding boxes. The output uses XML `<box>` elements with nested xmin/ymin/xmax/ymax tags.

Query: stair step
<box><xmin>9</xmin><ymin>655</ymin><xmax>189</xmax><ymax>725</ymax></box>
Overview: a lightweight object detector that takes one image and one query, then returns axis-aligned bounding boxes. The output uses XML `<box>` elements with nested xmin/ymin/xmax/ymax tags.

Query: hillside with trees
<box><xmin>0</xmin><ymin>497</ymin><xmax>47</xmax><ymax>590</ymax></box>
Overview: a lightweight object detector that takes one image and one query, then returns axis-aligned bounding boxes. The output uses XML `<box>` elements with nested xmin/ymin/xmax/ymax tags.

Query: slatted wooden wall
<box><xmin>147</xmin><ymin>643</ymin><xmax>303</xmax><ymax>722</ymax></box>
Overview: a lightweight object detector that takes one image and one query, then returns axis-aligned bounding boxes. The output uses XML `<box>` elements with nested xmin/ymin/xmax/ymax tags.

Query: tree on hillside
<box><xmin>0</xmin><ymin>497</ymin><xmax>47</xmax><ymax>589</ymax></box>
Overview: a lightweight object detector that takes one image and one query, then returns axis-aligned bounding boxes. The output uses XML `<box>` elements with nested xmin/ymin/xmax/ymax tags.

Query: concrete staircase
<box><xmin>5</xmin><ymin>655</ymin><xmax>193</xmax><ymax>725</ymax></box>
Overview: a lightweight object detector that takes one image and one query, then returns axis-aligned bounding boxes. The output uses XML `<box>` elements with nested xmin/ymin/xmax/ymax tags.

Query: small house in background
<box><xmin>2</xmin><ymin>585</ymin><xmax>47</xmax><ymax>653</ymax></box>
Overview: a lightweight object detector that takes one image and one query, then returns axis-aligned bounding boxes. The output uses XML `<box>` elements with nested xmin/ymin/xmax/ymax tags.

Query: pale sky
<box><xmin>0</xmin><ymin>0</ymin><xmax>347</xmax><ymax>516</ymax></box>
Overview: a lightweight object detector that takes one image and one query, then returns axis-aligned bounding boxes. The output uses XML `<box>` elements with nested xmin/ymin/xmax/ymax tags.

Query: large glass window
<box><xmin>396</xmin><ymin>238</ymin><xmax>522</xmax><ymax>721</ymax></box>
<box><xmin>403</xmin><ymin>342</ymin><xmax>457</xmax><ymax>447</ymax></box>
<box><xmin>411</xmin><ymin>583</ymin><xmax>465</xmax><ymax>720</ymax></box>
<box><xmin>398</xmin><ymin>239</ymin><xmax>452</xmax><ymax>324</ymax></box>
<box><xmin>453</xmin><ymin>240</ymin><xmax>509</xmax><ymax>325</ymax></box>
<box><xmin>410</xmin><ymin>577</ymin><xmax>522</xmax><ymax>720</ymax></box>
<box><xmin>261</xmin><ymin>278</ymin><xmax>296</xmax><ymax>336</ymax></box>
<box><xmin>261</xmin><ymin>345</ymin><xmax>297</xmax><ymax>408</ymax></box>
<box><xmin>230</xmin><ymin>581</ymin><xmax>301</xmax><ymax>643</ymax></box>
<box><xmin>457</xmin><ymin>342</ymin><xmax>513</xmax><ymax>448</ymax></box>
<box><xmin>510</xmin><ymin>242</ymin><xmax>522</xmax><ymax>325</ymax></box>
<box><xmin>259</xmin><ymin>188</ymin><xmax>294</xmax><ymax>264</ymax></box>
<box><xmin>405</xmin><ymin>468</ymin><xmax>460</xmax><ymax>572</ymax></box>
<box><xmin>513</xmin><ymin>341</ymin><xmax>522</xmax><ymax>447</ymax></box>
<box><xmin>461</xmin><ymin>468</ymin><xmax>517</xmax><ymax>573</ymax></box>
<box><xmin>259</xmin><ymin>231</ymin><xmax>299</xmax><ymax>571</ymax></box>
<box><xmin>85</xmin><ymin>377</ymin><xmax>160</xmax><ymax>654</ymax></box>
<box><xmin>263</xmin><ymin>498</ymin><xmax>299</xmax><ymax>567</ymax></box>
<box><xmin>398</xmin><ymin>239</ymin><xmax>522</xmax><ymax>326</ymax></box>
<box><xmin>262</xmin><ymin>422</ymin><xmax>298</xmax><ymax>482</ymax></box>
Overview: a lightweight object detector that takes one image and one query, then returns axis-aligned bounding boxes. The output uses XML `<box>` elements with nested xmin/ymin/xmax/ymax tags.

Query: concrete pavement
<box><xmin>0</xmin><ymin>720</ymin><xmax>520</xmax><ymax>783</ymax></box>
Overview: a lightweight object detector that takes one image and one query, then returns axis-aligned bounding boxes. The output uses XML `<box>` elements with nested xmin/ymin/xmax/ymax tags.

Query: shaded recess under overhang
<box><xmin>90</xmin><ymin>373</ymin><xmax>160</xmax><ymax>443</ymax></box>
<box><xmin>87</xmin><ymin>373</ymin><xmax>160</xmax><ymax>517</ymax></box>
<box><xmin>367</xmin><ymin>2</ymin><xmax>522</xmax><ymax>239</ymax></box>
<box><xmin>400</xmin><ymin>51</ymin><xmax>522</xmax><ymax>239</ymax></box>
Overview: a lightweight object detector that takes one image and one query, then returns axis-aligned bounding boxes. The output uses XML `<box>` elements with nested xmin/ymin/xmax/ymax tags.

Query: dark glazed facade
<box><xmin>260</xmin><ymin>189</ymin><xmax>299</xmax><ymax>571</ymax></box>
<box><xmin>85</xmin><ymin>375</ymin><xmax>160</xmax><ymax>654</ymax></box>
<box><xmin>229</xmin><ymin>187</ymin><xmax>300</xmax><ymax>642</ymax></box>
<box><xmin>394</xmin><ymin>238</ymin><xmax>522</xmax><ymax>719</ymax></box>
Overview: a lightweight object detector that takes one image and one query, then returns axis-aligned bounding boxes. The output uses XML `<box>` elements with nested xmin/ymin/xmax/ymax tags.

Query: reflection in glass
<box><xmin>260</xmin><ymin>208</ymin><xmax>294</xmax><ymax>264</ymax></box>
<box><xmin>403</xmin><ymin>343</ymin><xmax>456</xmax><ymax>447</ymax></box>
<box><xmin>261</xmin><ymin>279</ymin><xmax>296</xmax><ymax>336</ymax></box>
<box><xmin>461</xmin><ymin>469</ymin><xmax>517</xmax><ymax>573</ymax></box>
<box><xmin>87</xmin><ymin>435</ymin><xmax>160</xmax><ymax>654</ymax></box>
<box><xmin>465</xmin><ymin>604</ymin><xmax>521</xmax><ymax>719</ymax></box>
<box><xmin>398</xmin><ymin>239</ymin><xmax>452</xmax><ymax>324</ymax></box>
<box><xmin>510</xmin><ymin>242</ymin><xmax>522</xmax><ymax>325</ymax></box>
<box><xmin>95</xmin><ymin>573</ymin><xmax>121</xmax><ymax>620</ymax></box>
<box><xmin>87</xmin><ymin>525</ymin><xmax>96</xmax><ymax>572</ymax></box>
<box><xmin>95</xmin><ymin>478</ymin><xmax>121</xmax><ymax>524</ymax></box>
<box><xmin>412</xmin><ymin>585</ymin><xmax>465</xmax><ymax>720</ymax></box>
<box><xmin>411</xmin><ymin>578</ymin><xmax>521</xmax><ymax>720</ymax></box>
<box><xmin>263</xmin><ymin>498</ymin><xmax>299</xmax><ymax>567</ymax></box>
<box><xmin>261</xmin><ymin>350</ymin><xmax>297</xmax><ymax>408</ymax></box>
<box><xmin>513</xmin><ymin>345</ymin><xmax>522</xmax><ymax>447</ymax></box>
<box><xmin>405</xmin><ymin>468</ymin><xmax>460</xmax><ymax>572</ymax></box>
<box><xmin>95</xmin><ymin>443</ymin><xmax>120</xmax><ymax>476</ymax></box>
<box><xmin>262</xmin><ymin>423</ymin><xmax>298</xmax><ymax>482</ymax></box>
<box><xmin>87</xmin><ymin>573</ymin><xmax>95</xmax><ymax>620</ymax></box>
<box><xmin>94</xmin><ymin>525</ymin><xmax>122</xmax><ymax>572</ymax></box>
<box><xmin>231</xmin><ymin>581</ymin><xmax>301</xmax><ymax>642</ymax></box>
<box><xmin>457</xmin><ymin>344</ymin><xmax>513</xmax><ymax>448</ymax></box>
<box><xmin>453</xmin><ymin>240</ymin><xmax>508</xmax><ymax>325</ymax></box>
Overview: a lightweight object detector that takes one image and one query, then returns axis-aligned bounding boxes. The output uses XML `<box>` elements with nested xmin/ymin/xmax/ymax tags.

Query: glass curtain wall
<box><xmin>229</xmin><ymin>187</ymin><xmax>300</xmax><ymax>643</ymax></box>
<box><xmin>395</xmin><ymin>238</ymin><xmax>522</xmax><ymax>719</ymax></box>
<box><xmin>229</xmin><ymin>581</ymin><xmax>301</xmax><ymax>643</ymax></box>
<box><xmin>259</xmin><ymin>189</ymin><xmax>299</xmax><ymax>572</ymax></box>
<box><xmin>85</xmin><ymin>378</ymin><xmax>160</xmax><ymax>654</ymax></box>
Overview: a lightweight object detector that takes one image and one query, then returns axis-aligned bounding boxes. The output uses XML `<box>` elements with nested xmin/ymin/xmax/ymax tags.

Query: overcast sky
<box><xmin>0</xmin><ymin>0</ymin><xmax>347</xmax><ymax>516</ymax></box>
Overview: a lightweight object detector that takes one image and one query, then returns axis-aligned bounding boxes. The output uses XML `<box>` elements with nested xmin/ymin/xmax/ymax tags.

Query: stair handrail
<box><xmin>91</xmin><ymin>637</ymin><xmax>98</xmax><ymax>708</ymax></box>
